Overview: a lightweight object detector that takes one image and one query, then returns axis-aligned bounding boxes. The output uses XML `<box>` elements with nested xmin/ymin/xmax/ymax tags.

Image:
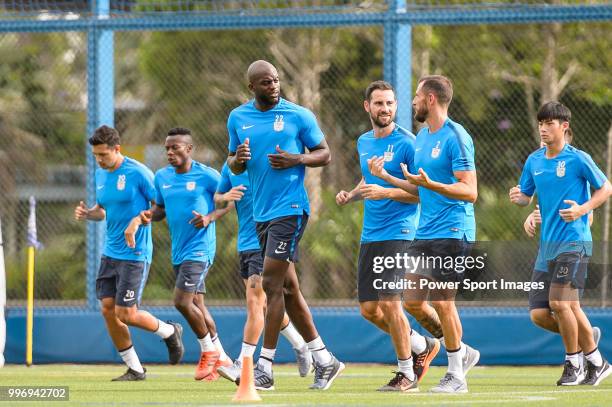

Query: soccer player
<box><xmin>335</xmin><ymin>80</ymin><xmax>439</xmax><ymax>392</ymax></box>
<box><xmin>368</xmin><ymin>75</ymin><xmax>480</xmax><ymax>393</ymax></box>
<box><xmin>510</xmin><ymin>101</ymin><xmax>612</xmax><ymax>386</ymax></box>
<box><xmin>214</xmin><ymin>163</ymin><xmax>312</xmax><ymax>383</ymax></box>
<box><xmin>74</xmin><ymin>125</ymin><xmax>183</xmax><ymax>381</ymax></box>
<box><xmin>226</xmin><ymin>60</ymin><xmax>344</xmax><ymax>390</ymax></box>
<box><xmin>125</xmin><ymin>127</ymin><xmax>232</xmax><ymax>381</ymax></box>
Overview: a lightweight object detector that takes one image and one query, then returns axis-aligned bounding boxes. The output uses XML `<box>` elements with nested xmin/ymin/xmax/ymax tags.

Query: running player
<box><xmin>75</xmin><ymin>125</ymin><xmax>183</xmax><ymax>381</ymax></box>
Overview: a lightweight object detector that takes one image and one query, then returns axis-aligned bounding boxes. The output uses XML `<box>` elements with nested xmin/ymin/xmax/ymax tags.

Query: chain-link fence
<box><xmin>0</xmin><ymin>3</ymin><xmax>610</xmax><ymax>308</ymax></box>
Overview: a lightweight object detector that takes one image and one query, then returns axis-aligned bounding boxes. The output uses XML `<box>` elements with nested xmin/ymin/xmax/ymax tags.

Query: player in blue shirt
<box><xmin>226</xmin><ymin>60</ymin><xmax>343</xmax><ymax>390</ymax></box>
<box><xmin>127</xmin><ymin>128</ymin><xmax>233</xmax><ymax>381</ymax></box>
<box><xmin>335</xmin><ymin>81</ymin><xmax>437</xmax><ymax>392</ymax></box>
<box><xmin>214</xmin><ymin>163</ymin><xmax>312</xmax><ymax>384</ymax></box>
<box><xmin>369</xmin><ymin>76</ymin><xmax>480</xmax><ymax>393</ymax></box>
<box><xmin>74</xmin><ymin>125</ymin><xmax>183</xmax><ymax>381</ymax></box>
<box><xmin>510</xmin><ymin>102</ymin><xmax>612</xmax><ymax>386</ymax></box>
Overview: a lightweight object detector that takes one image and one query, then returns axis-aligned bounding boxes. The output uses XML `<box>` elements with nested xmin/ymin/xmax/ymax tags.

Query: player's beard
<box><xmin>371</xmin><ymin>113</ymin><xmax>394</xmax><ymax>129</ymax></box>
<box><xmin>413</xmin><ymin>104</ymin><xmax>428</xmax><ymax>123</ymax></box>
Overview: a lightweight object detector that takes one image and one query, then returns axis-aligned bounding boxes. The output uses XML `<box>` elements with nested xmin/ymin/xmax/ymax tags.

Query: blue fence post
<box><xmin>384</xmin><ymin>0</ymin><xmax>412</xmax><ymax>130</ymax></box>
<box><xmin>86</xmin><ymin>0</ymin><xmax>114</xmax><ymax>311</ymax></box>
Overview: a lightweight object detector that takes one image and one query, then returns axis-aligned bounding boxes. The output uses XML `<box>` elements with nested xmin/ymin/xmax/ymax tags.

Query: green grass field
<box><xmin>1</xmin><ymin>364</ymin><xmax>611</xmax><ymax>406</ymax></box>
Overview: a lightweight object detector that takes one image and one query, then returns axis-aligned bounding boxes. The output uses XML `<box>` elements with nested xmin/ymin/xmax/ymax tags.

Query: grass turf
<box><xmin>0</xmin><ymin>364</ymin><xmax>611</xmax><ymax>406</ymax></box>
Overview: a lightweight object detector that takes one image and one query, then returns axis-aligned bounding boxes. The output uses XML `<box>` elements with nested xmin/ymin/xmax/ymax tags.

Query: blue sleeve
<box><xmin>228</xmin><ymin>112</ymin><xmax>239</xmax><ymax>153</ymax></box>
<box><xmin>405</xmin><ymin>138</ymin><xmax>417</xmax><ymax>174</ymax></box>
<box><xmin>298</xmin><ymin>109</ymin><xmax>324</xmax><ymax>149</ymax></box>
<box><xmin>519</xmin><ymin>156</ymin><xmax>535</xmax><ymax>197</ymax></box>
<box><xmin>449</xmin><ymin>131</ymin><xmax>476</xmax><ymax>172</ymax></box>
<box><xmin>579</xmin><ymin>151</ymin><xmax>607</xmax><ymax>190</ymax></box>
<box><xmin>139</xmin><ymin>166</ymin><xmax>156</xmax><ymax>202</ymax></box>
<box><xmin>154</xmin><ymin>173</ymin><xmax>165</xmax><ymax>207</ymax></box>
<box><xmin>217</xmin><ymin>164</ymin><xmax>232</xmax><ymax>194</ymax></box>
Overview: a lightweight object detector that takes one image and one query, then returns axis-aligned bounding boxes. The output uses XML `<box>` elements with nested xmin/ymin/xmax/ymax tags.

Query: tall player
<box><xmin>214</xmin><ymin>163</ymin><xmax>311</xmax><ymax>384</ymax></box>
<box><xmin>126</xmin><ymin>127</ymin><xmax>232</xmax><ymax>381</ymax></box>
<box><xmin>510</xmin><ymin>101</ymin><xmax>611</xmax><ymax>385</ymax></box>
<box><xmin>226</xmin><ymin>60</ymin><xmax>344</xmax><ymax>390</ymax></box>
<box><xmin>75</xmin><ymin>125</ymin><xmax>183</xmax><ymax>381</ymax></box>
<box><xmin>335</xmin><ymin>80</ymin><xmax>439</xmax><ymax>392</ymax></box>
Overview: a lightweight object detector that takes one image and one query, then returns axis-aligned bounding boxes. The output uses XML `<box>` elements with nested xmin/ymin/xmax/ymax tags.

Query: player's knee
<box><xmin>359</xmin><ymin>302</ymin><xmax>379</xmax><ymax>322</ymax></box>
<box><xmin>173</xmin><ymin>294</ymin><xmax>192</xmax><ymax>314</ymax></box>
<box><xmin>262</xmin><ymin>277</ymin><xmax>284</xmax><ymax>297</ymax></box>
<box><xmin>431</xmin><ymin>300</ymin><xmax>454</xmax><ymax>313</ymax></box>
<box><xmin>100</xmin><ymin>303</ymin><xmax>115</xmax><ymax>320</ymax></box>
<box><xmin>549</xmin><ymin>300</ymin><xmax>570</xmax><ymax>313</ymax></box>
<box><xmin>530</xmin><ymin>309</ymin><xmax>549</xmax><ymax>327</ymax></box>
<box><xmin>403</xmin><ymin>300</ymin><xmax>426</xmax><ymax>315</ymax></box>
<box><xmin>115</xmin><ymin>307</ymin><xmax>136</xmax><ymax>325</ymax></box>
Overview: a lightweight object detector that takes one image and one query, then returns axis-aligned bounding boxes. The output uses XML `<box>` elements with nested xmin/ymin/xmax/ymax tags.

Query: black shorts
<box><xmin>255</xmin><ymin>214</ymin><xmax>308</xmax><ymax>263</ymax></box>
<box><xmin>239</xmin><ymin>249</ymin><xmax>264</xmax><ymax>279</ymax></box>
<box><xmin>96</xmin><ymin>256</ymin><xmax>150</xmax><ymax>307</ymax></box>
<box><xmin>358</xmin><ymin>240</ymin><xmax>412</xmax><ymax>302</ymax></box>
<box><xmin>529</xmin><ymin>251</ymin><xmax>589</xmax><ymax>310</ymax></box>
<box><xmin>173</xmin><ymin>260</ymin><xmax>210</xmax><ymax>294</ymax></box>
<box><xmin>408</xmin><ymin>238</ymin><xmax>474</xmax><ymax>282</ymax></box>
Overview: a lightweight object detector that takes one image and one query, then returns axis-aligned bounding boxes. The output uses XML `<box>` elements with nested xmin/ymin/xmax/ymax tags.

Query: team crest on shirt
<box><xmin>274</xmin><ymin>115</ymin><xmax>284</xmax><ymax>132</ymax></box>
<box><xmin>384</xmin><ymin>144</ymin><xmax>395</xmax><ymax>162</ymax></box>
<box><xmin>186</xmin><ymin>181</ymin><xmax>196</xmax><ymax>191</ymax></box>
<box><xmin>556</xmin><ymin>160</ymin><xmax>566</xmax><ymax>178</ymax></box>
<box><xmin>431</xmin><ymin>141</ymin><xmax>441</xmax><ymax>159</ymax></box>
<box><xmin>117</xmin><ymin>174</ymin><xmax>126</xmax><ymax>191</ymax></box>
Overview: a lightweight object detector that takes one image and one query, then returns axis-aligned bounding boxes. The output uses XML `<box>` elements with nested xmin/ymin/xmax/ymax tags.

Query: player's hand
<box><xmin>236</xmin><ymin>138</ymin><xmax>251</xmax><ymax>163</ymax></box>
<box><xmin>139</xmin><ymin>209</ymin><xmax>153</xmax><ymax>225</ymax></box>
<box><xmin>124</xmin><ymin>218</ymin><xmax>140</xmax><ymax>248</ymax></box>
<box><xmin>533</xmin><ymin>205</ymin><xmax>541</xmax><ymax>224</ymax></box>
<box><xmin>524</xmin><ymin>212</ymin><xmax>537</xmax><ymax>238</ymax></box>
<box><xmin>360</xmin><ymin>183</ymin><xmax>389</xmax><ymax>200</ymax></box>
<box><xmin>368</xmin><ymin>156</ymin><xmax>389</xmax><ymax>180</ymax></box>
<box><xmin>336</xmin><ymin>190</ymin><xmax>351</xmax><ymax>206</ymax></box>
<box><xmin>508</xmin><ymin>185</ymin><xmax>526</xmax><ymax>205</ymax></box>
<box><xmin>268</xmin><ymin>145</ymin><xmax>303</xmax><ymax>169</ymax></box>
<box><xmin>404</xmin><ymin>167</ymin><xmax>433</xmax><ymax>187</ymax></box>
<box><xmin>74</xmin><ymin>201</ymin><xmax>89</xmax><ymax>221</ymax></box>
<box><xmin>222</xmin><ymin>185</ymin><xmax>247</xmax><ymax>202</ymax></box>
<box><xmin>189</xmin><ymin>210</ymin><xmax>211</xmax><ymax>228</ymax></box>
<box><xmin>559</xmin><ymin>200</ymin><xmax>586</xmax><ymax>222</ymax></box>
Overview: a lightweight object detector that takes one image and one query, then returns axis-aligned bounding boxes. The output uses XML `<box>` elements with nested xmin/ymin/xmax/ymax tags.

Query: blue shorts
<box><xmin>255</xmin><ymin>214</ymin><xmax>308</xmax><ymax>263</ymax></box>
<box><xmin>173</xmin><ymin>260</ymin><xmax>210</xmax><ymax>294</ymax></box>
<box><xmin>239</xmin><ymin>250</ymin><xmax>264</xmax><ymax>280</ymax></box>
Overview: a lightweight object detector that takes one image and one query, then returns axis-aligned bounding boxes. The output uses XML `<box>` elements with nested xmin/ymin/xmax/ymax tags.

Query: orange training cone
<box><xmin>232</xmin><ymin>356</ymin><xmax>262</xmax><ymax>402</ymax></box>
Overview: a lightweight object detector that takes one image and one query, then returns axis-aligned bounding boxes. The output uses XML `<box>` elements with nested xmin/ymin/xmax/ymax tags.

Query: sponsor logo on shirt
<box><xmin>117</xmin><ymin>174</ymin><xmax>126</xmax><ymax>191</ymax></box>
<box><xmin>186</xmin><ymin>181</ymin><xmax>196</xmax><ymax>191</ymax></box>
<box><xmin>274</xmin><ymin>114</ymin><xmax>284</xmax><ymax>132</ymax></box>
<box><xmin>431</xmin><ymin>141</ymin><xmax>441</xmax><ymax>159</ymax></box>
<box><xmin>556</xmin><ymin>160</ymin><xmax>566</xmax><ymax>178</ymax></box>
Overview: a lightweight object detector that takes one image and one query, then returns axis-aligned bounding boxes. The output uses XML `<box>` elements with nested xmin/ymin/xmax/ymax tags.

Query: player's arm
<box><xmin>367</xmin><ymin>156</ymin><xmax>419</xmax><ymax>196</ymax></box>
<box><xmin>336</xmin><ymin>178</ymin><xmax>365</xmax><ymax>206</ymax></box>
<box><xmin>74</xmin><ymin>201</ymin><xmax>105</xmax><ymax>221</ymax></box>
<box><xmin>407</xmin><ymin>169</ymin><xmax>477</xmax><ymax>203</ymax></box>
<box><xmin>523</xmin><ymin>205</ymin><xmax>541</xmax><ymax>238</ymax></box>
<box><xmin>559</xmin><ymin>180</ymin><xmax>612</xmax><ymax>222</ymax></box>
<box><xmin>125</xmin><ymin>203</ymin><xmax>165</xmax><ymax>249</ymax></box>
<box><xmin>268</xmin><ymin>139</ymin><xmax>331</xmax><ymax>169</ymax></box>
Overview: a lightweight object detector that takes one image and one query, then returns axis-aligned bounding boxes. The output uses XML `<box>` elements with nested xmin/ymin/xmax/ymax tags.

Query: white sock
<box><xmin>439</xmin><ymin>337</ymin><xmax>467</xmax><ymax>351</ymax></box>
<box><xmin>197</xmin><ymin>333</ymin><xmax>216</xmax><ymax>352</ymax></box>
<box><xmin>239</xmin><ymin>342</ymin><xmax>256</xmax><ymax>361</ymax></box>
<box><xmin>410</xmin><ymin>330</ymin><xmax>427</xmax><ymax>354</ymax></box>
<box><xmin>307</xmin><ymin>336</ymin><xmax>332</xmax><ymax>365</ymax></box>
<box><xmin>280</xmin><ymin>321</ymin><xmax>306</xmax><ymax>349</ymax></box>
<box><xmin>585</xmin><ymin>348</ymin><xmax>603</xmax><ymax>367</ymax></box>
<box><xmin>447</xmin><ymin>346</ymin><xmax>465</xmax><ymax>379</ymax></box>
<box><xmin>212</xmin><ymin>334</ymin><xmax>231</xmax><ymax>362</ymax></box>
<box><xmin>258</xmin><ymin>347</ymin><xmax>276</xmax><ymax>375</ymax></box>
<box><xmin>119</xmin><ymin>346</ymin><xmax>144</xmax><ymax>373</ymax></box>
<box><xmin>566</xmin><ymin>352</ymin><xmax>581</xmax><ymax>369</ymax></box>
<box><xmin>398</xmin><ymin>357</ymin><xmax>415</xmax><ymax>381</ymax></box>
<box><xmin>154</xmin><ymin>320</ymin><xmax>174</xmax><ymax>339</ymax></box>
<box><xmin>579</xmin><ymin>351</ymin><xmax>585</xmax><ymax>371</ymax></box>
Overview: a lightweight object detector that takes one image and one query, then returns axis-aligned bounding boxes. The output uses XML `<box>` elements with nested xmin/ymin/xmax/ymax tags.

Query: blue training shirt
<box><xmin>154</xmin><ymin>161</ymin><xmax>220</xmax><ymax>265</ymax></box>
<box><xmin>519</xmin><ymin>144</ymin><xmax>607</xmax><ymax>270</ymax></box>
<box><xmin>358</xmin><ymin>125</ymin><xmax>419</xmax><ymax>242</ymax></box>
<box><xmin>95</xmin><ymin>156</ymin><xmax>155</xmax><ymax>262</ymax></box>
<box><xmin>227</xmin><ymin>98</ymin><xmax>324</xmax><ymax>222</ymax></box>
<box><xmin>413</xmin><ymin>118</ymin><xmax>476</xmax><ymax>241</ymax></box>
<box><xmin>217</xmin><ymin>163</ymin><xmax>260</xmax><ymax>253</ymax></box>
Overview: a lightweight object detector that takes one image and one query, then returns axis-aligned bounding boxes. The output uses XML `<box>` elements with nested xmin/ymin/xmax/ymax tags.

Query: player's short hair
<box><xmin>88</xmin><ymin>125</ymin><xmax>120</xmax><ymax>147</ymax></box>
<box><xmin>167</xmin><ymin>127</ymin><xmax>192</xmax><ymax>137</ymax></box>
<box><xmin>365</xmin><ymin>80</ymin><xmax>395</xmax><ymax>101</ymax></box>
<box><xmin>418</xmin><ymin>75</ymin><xmax>453</xmax><ymax>106</ymax></box>
<box><xmin>537</xmin><ymin>101</ymin><xmax>571</xmax><ymax>123</ymax></box>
